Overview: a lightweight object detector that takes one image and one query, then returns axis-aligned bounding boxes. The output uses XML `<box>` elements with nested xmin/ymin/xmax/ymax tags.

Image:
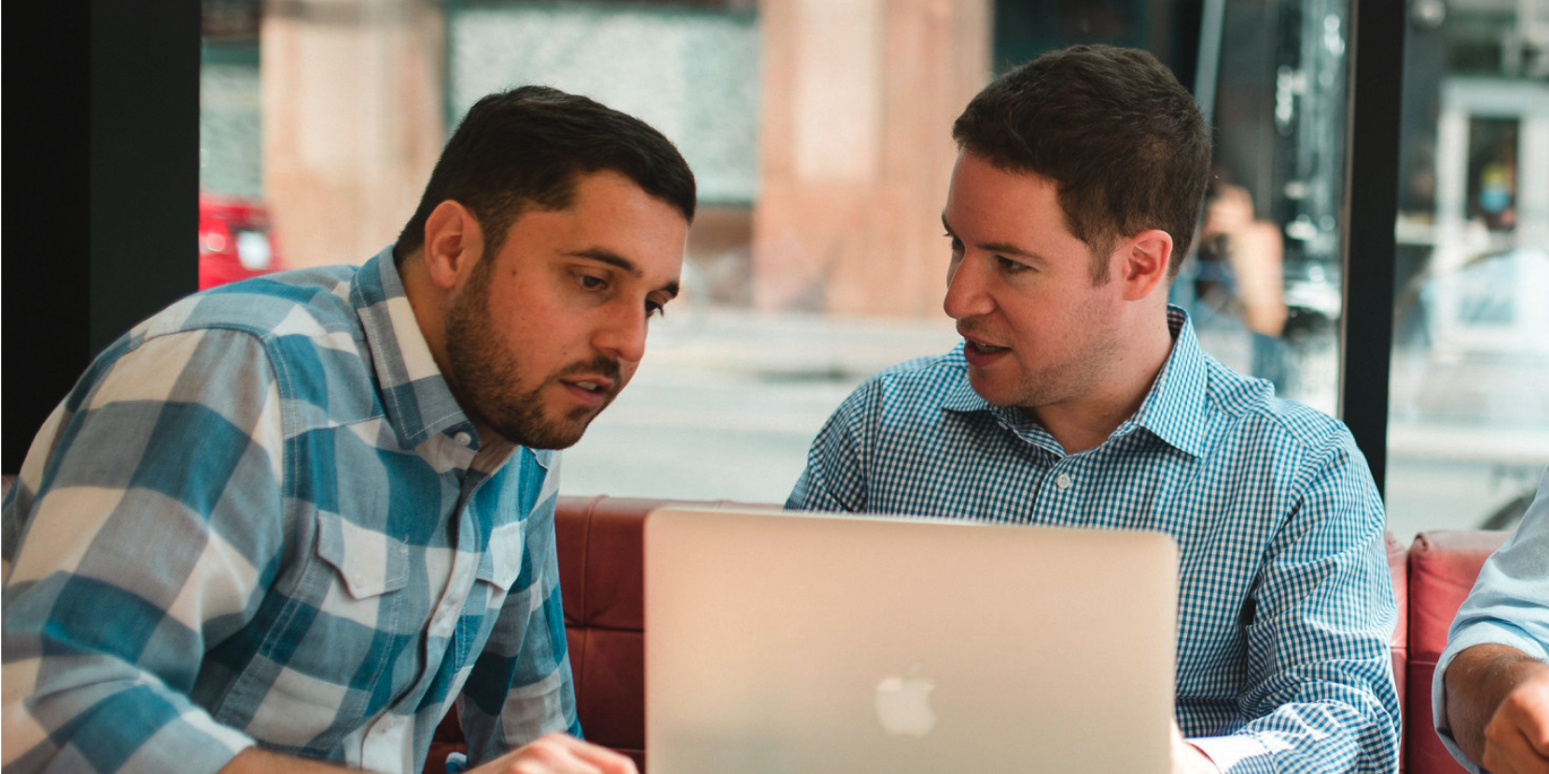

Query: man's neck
<box><xmin>1026</xmin><ymin>311</ymin><xmax>1176</xmax><ymax>455</ymax></box>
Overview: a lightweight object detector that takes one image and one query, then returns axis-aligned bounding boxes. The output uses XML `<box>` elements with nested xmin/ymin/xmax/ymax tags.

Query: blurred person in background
<box><xmin>1197</xmin><ymin>176</ymin><xmax>1290</xmax><ymax>392</ymax></box>
<box><xmin>2</xmin><ymin>86</ymin><xmax>694</xmax><ymax>774</ymax></box>
<box><xmin>789</xmin><ymin>44</ymin><xmax>1399</xmax><ymax>774</ymax></box>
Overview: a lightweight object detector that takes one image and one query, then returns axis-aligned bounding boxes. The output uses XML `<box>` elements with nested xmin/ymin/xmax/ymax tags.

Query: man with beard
<box><xmin>788</xmin><ymin>46</ymin><xmax>1399</xmax><ymax>773</ymax></box>
<box><xmin>2</xmin><ymin>86</ymin><xmax>691</xmax><ymax>774</ymax></box>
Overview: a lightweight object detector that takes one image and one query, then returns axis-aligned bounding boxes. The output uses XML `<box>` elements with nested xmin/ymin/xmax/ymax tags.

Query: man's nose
<box><xmin>593</xmin><ymin>303</ymin><xmax>648</xmax><ymax>363</ymax></box>
<box><xmin>943</xmin><ymin>257</ymin><xmax>993</xmax><ymax>321</ymax></box>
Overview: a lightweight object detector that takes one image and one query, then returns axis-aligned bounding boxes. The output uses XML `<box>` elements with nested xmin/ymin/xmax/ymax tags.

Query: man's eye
<box><xmin>578</xmin><ymin>274</ymin><xmax>608</xmax><ymax>291</ymax></box>
<box><xmin>646</xmin><ymin>300</ymin><xmax>666</xmax><ymax>320</ymax></box>
<box><xmin>945</xmin><ymin>233</ymin><xmax>964</xmax><ymax>253</ymax></box>
<box><xmin>997</xmin><ymin>256</ymin><xmax>1028</xmax><ymax>273</ymax></box>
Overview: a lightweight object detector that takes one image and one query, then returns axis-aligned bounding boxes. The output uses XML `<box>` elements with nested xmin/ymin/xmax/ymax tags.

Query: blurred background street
<box><xmin>561</xmin><ymin>305</ymin><xmax>1549</xmax><ymax>543</ymax></box>
<box><xmin>188</xmin><ymin>0</ymin><xmax>1549</xmax><ymax>545</ymax></box>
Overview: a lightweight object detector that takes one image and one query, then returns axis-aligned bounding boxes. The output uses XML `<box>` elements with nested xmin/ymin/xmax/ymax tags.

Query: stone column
<box><xmin>753</xmin><ymin>0</ymin><xmax>991</xmax><ymax>317</ymax></box>
<box><xmin>261</xmin><ymin>0</ymin><xmax>445</xmax><ymax>268</ymax></box>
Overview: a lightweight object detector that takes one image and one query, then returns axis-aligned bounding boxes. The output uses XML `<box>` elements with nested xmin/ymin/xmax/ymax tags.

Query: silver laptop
<box><xmin>644</xmin><ymin>507</ymin><xmax>1178</xmax><ymax>774</ymax></box>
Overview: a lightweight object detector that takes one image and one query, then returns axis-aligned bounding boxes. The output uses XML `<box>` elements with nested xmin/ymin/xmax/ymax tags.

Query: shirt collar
<box><xmin>939</xmin><ymin>305</ymin><xmax>1209</xmax><ymax>458</ymax></box>
<box><xmin>1124</xmin><ymin>305</ymin><xmax>1209</xmax><ymax>458</ymax></box>
<box><xmin>352</xmin><ymin>246</ymin><xmax>475</xmax><ymax>449</ymax></box>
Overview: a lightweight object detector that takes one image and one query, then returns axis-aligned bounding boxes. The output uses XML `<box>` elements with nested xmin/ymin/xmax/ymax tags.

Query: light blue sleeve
<box><xmin>1432</xmin><ymin>465</ymin><xmax>1549</xmax><ymax>773</ymax></box>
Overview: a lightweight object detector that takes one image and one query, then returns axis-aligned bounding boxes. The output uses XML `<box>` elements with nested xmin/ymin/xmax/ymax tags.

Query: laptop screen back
<box><xmin>644</xmin><ymin>508</ymin><xmax>1178</xmax><ymax>774</ymax></box>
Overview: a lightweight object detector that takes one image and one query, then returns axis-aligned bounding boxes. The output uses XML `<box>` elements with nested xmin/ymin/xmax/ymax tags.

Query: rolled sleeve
<box><xmin>2</xmin><ymin>330</ymin><xmax>285</xmax><ymax>774</ymax></box>
<box><xmin>1432</xmin><ymin>465</ymin><xmax>1549</xmax><ymax>772</ymax></box>
<box><xmin>1193</xmin><ymin>435</ymin><xmax>1401</xmax><ymax>774</ymax></box>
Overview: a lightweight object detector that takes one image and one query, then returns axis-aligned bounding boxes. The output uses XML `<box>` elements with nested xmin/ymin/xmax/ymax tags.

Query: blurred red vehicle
<box><xmin>199</xmin><ymin>193</ymin><xmax>285</xmax><ymax>290</ymax></box>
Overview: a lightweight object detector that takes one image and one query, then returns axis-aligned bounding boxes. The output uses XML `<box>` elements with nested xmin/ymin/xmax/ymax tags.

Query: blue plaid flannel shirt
<box><xmin>788</xmin><ymin>306</ymin><xmax>1401</xmax><ymax>774</ymax></box>
<box><xmin>2</xmin><ymin>248</ymin><xmax>578</xmax><ymax>774</ymax></box>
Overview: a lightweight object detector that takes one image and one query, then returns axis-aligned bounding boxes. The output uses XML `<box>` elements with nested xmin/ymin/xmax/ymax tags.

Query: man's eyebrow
<box><xmin>568</xmin><ymin>248</ymin><xmax>680</xmax><ymax>297</ymax></box>
<box><xmin>940</xmin><ymin>213</ymin><xmax>1045</xmax><ymax>264</ymax></box>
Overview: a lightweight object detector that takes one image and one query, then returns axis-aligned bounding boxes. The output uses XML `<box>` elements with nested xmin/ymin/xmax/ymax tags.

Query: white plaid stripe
<box><xmin>2</xmin><ymin>248</ymin><xmax>576</xmax><ymax>774</ymax></box>
<box><xmin>788</xmin><ymin>306</ymin><xmax>1401</xmax><ymax>774</ymax></box>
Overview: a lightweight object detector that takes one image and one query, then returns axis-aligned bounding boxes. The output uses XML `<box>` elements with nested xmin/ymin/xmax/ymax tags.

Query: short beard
<box><xmin>442</xmin><ymin>258</ymin><xmax>617</xmax><ymax>450</ymax></box>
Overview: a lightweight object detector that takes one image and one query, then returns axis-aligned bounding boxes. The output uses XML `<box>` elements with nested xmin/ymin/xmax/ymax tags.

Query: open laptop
<box><xmin>644</xmin><ymin>507</ymin><xmax>1178</xmax><ymax>774</ymax></box>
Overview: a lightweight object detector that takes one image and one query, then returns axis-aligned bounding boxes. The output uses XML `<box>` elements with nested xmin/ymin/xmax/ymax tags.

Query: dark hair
<box><xmin>951</xmin><ymin>44</ymin><xmax>1211</xmax><ymax>281</ymax></box>
<box><xmin>394</xmin><ymin>85</ymin><xmax>697</xmax><ymax>264</ymax></box>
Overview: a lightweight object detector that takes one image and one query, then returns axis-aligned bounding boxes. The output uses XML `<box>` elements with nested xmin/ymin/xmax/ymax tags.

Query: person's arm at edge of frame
<box><xmin>1444</xmin><ymin>644</ymin><xmax>1549</xmax><ymax>773</ymax></box>
<box><xmin>1187</xmin><ymin>432</ymin><xmax>1401</xmax><ymax>774</ymax></box>
<box><xmin>1435</xmin><ymin>466</ymin><xmax>1549</xmax><ymax>774</ymax></box>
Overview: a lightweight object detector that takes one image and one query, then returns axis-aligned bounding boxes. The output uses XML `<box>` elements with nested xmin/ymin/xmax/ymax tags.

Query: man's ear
<box><xmin>421</xmin><ymin>200</ymin><xmax>485</xmax><ymax>291</ymax></box>
<box><xmin>1118</xmin><ymin>228</ymin><xmax>1173</xmax><ymax>301</ymax></box>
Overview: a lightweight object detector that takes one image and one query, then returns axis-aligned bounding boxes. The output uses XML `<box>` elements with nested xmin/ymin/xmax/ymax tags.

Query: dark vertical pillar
<box><xmin>1340</xmin><ymin>0</ymin><xmax>1405</xmax><ymax>496</ymax></box>
<box><xmin>4</xmin><ymin>6</ymin><xmax>93</xmax><ymax>471</ymax></box>
<box><xmin>90</xmin><ymin>1</ymin><xmax>202</xmax><ymax>354</ymax></box>
<box><xmin>2</xmin><ymin>1</ymin><xmax>199</xmax><ymax>472</ymax></box>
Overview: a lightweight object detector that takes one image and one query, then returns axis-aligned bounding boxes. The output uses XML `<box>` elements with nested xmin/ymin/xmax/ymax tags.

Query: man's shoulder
<box><xmin>97</xmin><ymin>266</ymin><xmax>378</xmax><ymax>419</ymax></box>
<box><xmin>1196</xmin><ymin>353</ymin><xmax>1357</xmax><ymax>459</ymax></box>
<box><xmin>132</xmin><ymin>266</ymin><xmax>364</xmax><ymax>350</ymax></box>
<box><xmin>822</xmin><ymin>350</ymin><xmax>976</xmax><ymax>430</ymax></box>
<box><xmin>862</xmin><ymin>349</ymin><xmax>970</xmax><ymax>401</ymax></box>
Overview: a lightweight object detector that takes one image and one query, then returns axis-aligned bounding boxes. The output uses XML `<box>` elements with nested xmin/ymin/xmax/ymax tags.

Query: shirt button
<box><xmin>454</xmin><ymin>431</ymin><xmax>472</xmax><ymax>446</ymax></box>
<box><xmin>1055</xmin><ymin>473</ymin><xmax>1073</xmax><ymax>491</ymax></box>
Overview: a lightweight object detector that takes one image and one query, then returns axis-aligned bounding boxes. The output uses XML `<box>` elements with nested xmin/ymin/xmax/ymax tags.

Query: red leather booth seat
<box><xmin>1386</xmin><ymin>532</ymin><xmax>1409</xmax><ymax>713</ymax></box>
<box><xmin>1405</xmin><ymin>530</ymin><xmax>1510</xmax><ymax>774</ymax></box>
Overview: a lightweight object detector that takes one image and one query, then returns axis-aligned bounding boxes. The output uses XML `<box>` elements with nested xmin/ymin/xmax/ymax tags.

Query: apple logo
<box><xmin>874</xmin><ymin>662</ymin><xmax>936</xmax><ymax>736</ymax></box>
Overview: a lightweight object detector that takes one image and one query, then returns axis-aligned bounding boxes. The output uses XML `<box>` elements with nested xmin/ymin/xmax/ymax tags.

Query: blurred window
<box><xmin>1186</xmin><ymin>0</ymin><xmax>1351</xmax><ymax>417</ymax></box>
<box><xmin>1387</xmin><ymin>0</ymin><xmax>1549</xmax><ymax>540</ymax></box>
<box><xmin>200</xmin><ymin>0</ymin><xmax>1548</xmax><ymax>526</ymax></box>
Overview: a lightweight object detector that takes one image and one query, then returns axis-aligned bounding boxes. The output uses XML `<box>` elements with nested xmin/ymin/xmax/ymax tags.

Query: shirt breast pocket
<box><xmin>315</xmin><ymin>509</ymin><xmax>412</xmax><ymax>630</ymax></box>
<box><xmin>216</xmin><ymin>510</ymin><xmax>414</xmax><ymax>755</ymax></box>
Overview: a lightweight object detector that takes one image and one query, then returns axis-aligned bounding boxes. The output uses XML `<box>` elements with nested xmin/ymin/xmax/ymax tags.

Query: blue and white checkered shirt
<box><xmin>2</xmin><ymin>248</ymin><xmax>577</xmax><ymax>774</ymax></box>
<box><xmin>787</xmin><ymin>306</ymin><xmax>1400</xmax><ymax>774</ymax></box>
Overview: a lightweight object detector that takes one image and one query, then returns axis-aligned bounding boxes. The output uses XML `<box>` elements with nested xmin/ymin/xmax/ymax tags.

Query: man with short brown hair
<box><xmin>790</xmin><ymin>45</ymin><xmax>1400</xmax><ymax>774</ymax></box>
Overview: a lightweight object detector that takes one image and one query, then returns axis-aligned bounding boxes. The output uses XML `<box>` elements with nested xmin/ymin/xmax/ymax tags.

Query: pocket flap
<box><xmin>476</xmin><ymin>521</ymin><xmax>526</xmax><ymax>592</ymax></box>
<box><xmin>316</xmin><ymin>510</ymin><xmax>410</xmax><ymax>599</ymax></box>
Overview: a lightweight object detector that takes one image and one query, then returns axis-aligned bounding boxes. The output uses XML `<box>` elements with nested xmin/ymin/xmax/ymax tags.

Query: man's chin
<box><xmin>966</xmin><ymin>372</ymin><xmax>1017</xmax><ymax>407</ymax></box>
<box><xmin>495</xmin><ymin>410</ymin><xmax>599</xmax><ymax>450</ymax></box>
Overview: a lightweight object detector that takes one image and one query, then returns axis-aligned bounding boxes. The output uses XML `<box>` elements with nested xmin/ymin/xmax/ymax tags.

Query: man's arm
<box><xmin>1188</xmin><ymin>434</ymin><xmax>1401</xmax><ymax>774</ymax></box>
<box><xmin>1435</xmin><ymin>466</ymin><xmax>1549</xmax><ymax>773</ymax></box>
<box><xmin>221</xmin><ymin>734</ymin><xmax>638</xmax><ymax>774</ymax></box>
<box><xmin>1444</xmin><ymin>644</ymin><xmax>1549</xmax><ymax>772</ymax></box>
<box><xmin>2</xmin><ymin>330</ymin><xmax>283</xmax><ymax>774</ymax></box>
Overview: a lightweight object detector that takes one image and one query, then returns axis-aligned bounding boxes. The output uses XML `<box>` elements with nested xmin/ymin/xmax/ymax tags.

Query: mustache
<box><xmin>956</xmin><ymin>321</ymin><xmax>986</xmax><ymax>339</ymax></box>
<box><xmin>556</xmin><ymin>356</ymin><xmax>622</xmax><ymax>391</ymax></box>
